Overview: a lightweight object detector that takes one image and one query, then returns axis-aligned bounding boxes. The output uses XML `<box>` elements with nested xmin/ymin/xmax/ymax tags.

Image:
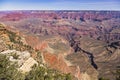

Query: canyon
<box><xmin>0</xmin><ymin>11</ymin><xmax>120</xmax><ymax>80</ymax></box>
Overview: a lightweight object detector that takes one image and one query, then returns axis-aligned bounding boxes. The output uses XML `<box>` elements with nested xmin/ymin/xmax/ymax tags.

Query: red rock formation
<box><xmin>24</xmin><ymin>35</ymin><xmax>83</xmax><ymax>80</ymax></box>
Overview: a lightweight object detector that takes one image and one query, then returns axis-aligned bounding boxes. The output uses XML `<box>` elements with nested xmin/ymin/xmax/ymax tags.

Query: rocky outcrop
<box><xmin>19</xmin><ymin>57</ymin><xmax>38</xmax><ymax>73</ymax></box>
<box><xmin>0</xmin><ymin>50</ymin><xmax>38</xmax><ymax>73</ymax></box>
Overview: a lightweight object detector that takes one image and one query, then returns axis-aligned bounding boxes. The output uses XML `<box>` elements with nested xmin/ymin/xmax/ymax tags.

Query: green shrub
<box><xmin>25</xmin><ymin>65</ymin><xmax>72</xmax><ymax>80</ymax></box>
<box><xmin>0</xmin><ymin>54</ymin><xmax>24</xmax><ymax>80</ymax></box>
<box><xmin>99</xmin><ymin>77</ymin><xmax>110</xmax><ymax>80</ymax></box>
<box><xmin>11</xmin><ymin>53</ymin><xmax>19</xmax><ymax>59</ymax></box>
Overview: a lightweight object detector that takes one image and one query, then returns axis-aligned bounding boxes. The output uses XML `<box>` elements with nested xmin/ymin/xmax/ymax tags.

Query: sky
<box><xmin>0</xmin><ymin>0</ymin><xmax>120</xmax><ymax>10</ymax></box>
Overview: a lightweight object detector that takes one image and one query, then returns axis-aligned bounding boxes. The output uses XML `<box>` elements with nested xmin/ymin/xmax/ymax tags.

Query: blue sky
<box><xmin>0</xmin><ymin>0</ymin><xmax>120</xmax><ymax>10</ymax></box>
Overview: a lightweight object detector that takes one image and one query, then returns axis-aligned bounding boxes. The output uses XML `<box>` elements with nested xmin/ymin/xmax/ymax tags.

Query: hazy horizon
<box><xmin>0</xmin><ymin>0</ymin><xmax>120</xmax><ymax>11</ymax></box>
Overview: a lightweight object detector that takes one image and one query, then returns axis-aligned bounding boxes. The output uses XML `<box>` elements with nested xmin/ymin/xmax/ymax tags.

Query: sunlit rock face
<box><xmin>0</xmin><ymin>50</ymin><xmax>38</xmax><ymax>73</ymax></box>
